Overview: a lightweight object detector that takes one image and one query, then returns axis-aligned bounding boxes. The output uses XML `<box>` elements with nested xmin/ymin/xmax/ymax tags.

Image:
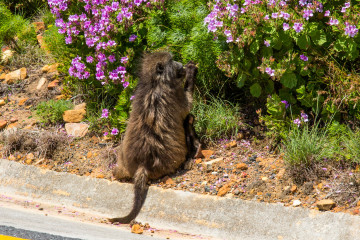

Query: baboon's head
<box><xmin>140</xmin><ymin>52</ymin><xmax>186</xmax><ymax>85</ymax></box>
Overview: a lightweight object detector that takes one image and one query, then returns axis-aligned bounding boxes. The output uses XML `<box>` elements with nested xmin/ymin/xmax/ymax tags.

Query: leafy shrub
<box><xmin>342</xmin><ymin>129</ymin><xmax>360</xmax><ymax>164</ymax></box>
<box><xmin>0</xmin><ymin>3</ymin><xmax>36</xmax><ymax>52</ymax></box>
<box><xmin>35</xmin><ymin>100</ymin><xmax>73</xmax><ymax>125</ymax></box>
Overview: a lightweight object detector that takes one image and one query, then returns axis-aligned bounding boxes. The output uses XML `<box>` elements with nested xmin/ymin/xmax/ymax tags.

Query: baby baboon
<box><xmin>110</xmin><ymin>52</ymin><xmax>198</xmax><ymax>224</ymax></box>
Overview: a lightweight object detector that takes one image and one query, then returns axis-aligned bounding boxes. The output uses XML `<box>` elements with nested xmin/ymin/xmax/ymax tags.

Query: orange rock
<box><xmin>7</xmin><ymin>123</ymin><xmax>18</xmax><ymax>129</ymax></box>
<box><xmin>276</xmin><ymin>169</ymin><xmax>286</xmax><ymax>179</ymax></box>
<box><xmin>217</xmin><ymin>185</ymin><xmax>230</xmax><ymax>197</ymax></box>
<box><xmin>162</xmin><ymin>176</ymin><xmax>174</xmax><ymax>185</ymax></box>
<box><xmin>37</xmin><ymin>34</ymin><xmax>47</xmax><ymax>49</ymax></box>
<box><xmin>195</xmin><ymin>158</ymin><xmax>202</xmax><ymax>164</ymax></box>
<box><xmin>357</xmin><ymin>201</ymin><xmax>360</xmax><ymax>207</ymax></box>
<box><xmin>131</xmin><ymin>224</ymin><xmax>144</xmax><ymax>234</ymax></box>
<box><xmin>96</xmin><ymin>174</ymin><xmax>105</xmax><ymax>179</ymax></box>
<box><xmin>87</xmin><ymin>152</ymin><xmax>93</xmax><ymax>159</ymax></box>
<box><xmin>18</xmin><ymin>98</ymin><xmax>29</xmax><ymax>106</ymax></box>
<box><xmin>32</xmin><ymin>22</ymin><xmax>45</xmax><ymax>32</ymax></box>
<box><xmin>316</xmin><ymin>199</ymin><xmax>336</xmax><ymax>211</ymax></box>
<box><xmin>0</xmin><ymin>73</ymin><xmax>6</xmax><ymax>80</ymax></box>
<box><xmin>5</xmin><ymin>67</ymin><xmax>27</xmax><ymax>84</ymax></box>
<box><xmin>55</xmin><ymin>95</ymin><xmax>66</xmax><ymax>100</ymax></box>
<box><xmin>291</xmin><ymin>185</ymin><xmax>297</xmax><ymax>193</ymax></box>
<box><xmin>0</xmin><ymin>99</ymin><xmax>5</xmax><ymax>106</ymax></box>
<box><xmin>0</xmin><ymin>120</ymin><xmax>7</xmax><ymax>129</ymax></box>
<box><xmin>8</xmin><ymin>155</ymin><xmax>16</xmax><ymax>161</ymax></box>
<box><xmin>10</xmin><ymin>118</ymin><xmax>18</xmax><ymax>123</ymax></box>
<box><xmin>236</xmin><ymin>163</ymin><xmax>248</xmax><ymax>170</ymax></box>
<box><xmin>48</xmin><ymin>80</ymin><xmax>59</xmax><ymax>90</ymax></box>
<box><xmin>42</xmin><ymin>63</ymin><xmax>59</xmax><ymax>73</ymax></box>
<box><xmin>63</xmin><ymin>109</ymin><xmax>86</xmax><ymax>123</ymax></box>
<box><xmin>201</xmin><ymin>150</ymin><xmax>214</xmax><ymax>159</ymax></box>
<box><xmin>225</xmin><ymin>140</ymin><xmax>237</xmax><ymax>149</ymax></box>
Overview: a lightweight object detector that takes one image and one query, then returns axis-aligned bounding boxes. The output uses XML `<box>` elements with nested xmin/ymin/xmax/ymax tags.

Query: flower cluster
<box><xmin>293</xmin><ymin>112</ymin><xmax>308</xmax><ymax>127</ymax></box>
<box><xmin>48</xmin><ymin>0</ymin><xmax>162</xmax><ymax>88</ymax></box>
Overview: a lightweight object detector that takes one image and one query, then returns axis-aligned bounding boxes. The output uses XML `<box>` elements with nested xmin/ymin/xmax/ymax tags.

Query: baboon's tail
<box><xmin>109</xmin><ymin>166</ymin><xmax>149</xmax><ymax>224</ymax></box>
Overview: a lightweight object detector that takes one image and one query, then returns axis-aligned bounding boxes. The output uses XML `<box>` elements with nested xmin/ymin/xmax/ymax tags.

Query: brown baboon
<box><xmin>110</xmin><ymin>52</ymin><xmax>198</xmax><ymax>224</ymax></box>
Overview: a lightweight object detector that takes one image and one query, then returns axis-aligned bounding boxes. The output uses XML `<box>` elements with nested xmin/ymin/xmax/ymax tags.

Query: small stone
<box><xmin>55</xmin><ymin>95</ymin><xmax>66</xmax><ymax>100</ymax></box>
<box><xmin>316</xmin><ymin>199</ymin><xmax>336</xmax><ymax>211</ymax></box>
<box><xmin>0</xmin><ymin>73</ymin><xmax>6</xmax><ymax>80</ymax></box>
<box><xmin>5</xmin><ymin>67</ymin><xmax>27</xmax><ymax>84</ymax></box>
<box><xmin>293</xmin><ymin>200</ymin><xmax>301</xmax><ymax>207</ymax></box>
<box><xmin>96</xmin><ymin>174</ymin><xmax>105</xmax><ymax>179</ymax></box>
<box><xmin>162</xmin><ymin>176</ymin><xmax>174</xmax><ymax>185</ymax></box>
<box><xmin>26</xmin><ymin>153</ymin><xmax>35</xmax><ymax>160</ymax></box>
<box><xmin>65</xmin><ymin>123</ymin><xmax>89</xmax><ymax>137</ymax></box>
<box><xmin>48</xmin><ymin>80</ymin><xmax>59</xmax><ymax>90</ymax></box>
<box><xmin>18</xmin><ymin>98</ymin><xmax>29</xmax><ymax>106</ymax></box>
<box><xmin>131</xmin><ymin>224</ymin><xmax>143</xmax><ymax>234</ymax></box>
<box><xmin>236</xmin><ymin>163</ymin><xmax>248</xmax><ymax>170</ymax></box>
<box><xmin>276</xmin><ymin>169</ymin><xmax>286</xmax><ymax>179</ymax></box>
<box><xmin>0</xmin><ymin>99</ymin><xmax>6</xmax><ymax>106</ymax></box>
<box><xmin>7</xmin><ymin>123</ymin><xmax>18</xmax><ymax>129</ymax></box>
<box><xmin>36</xmin><ymin>77</ymin><xmax>47</xmax><ymax>90</ymax></box>
<box><xmin>195</xmin><ymin>158</ymin><xmax>202</xmax><ymax>164</ymax></box>
<box><xmin>233</xmin><ymin>189</ymin><xmax>240</xmax><ymax>195</ymax></box>
<box><xmin>1</xmin><ymin>49</ymin><xmax>14</xmax><ymax>63</ymax></box>
<box><xmin>217</xmin><ymin>185</ymin><xmax>230</xmax><ymax>197</ymax></box>
<box><xmin>211</xmin><ymin>171</ymin><xmax>218</xmax><ymax>175</ymax></box>
<box><xmin>201</xmin><ymin>150</ymin><xmax>214</xmax><ymax>159</ymax></box>
<box><xmin>236</xmin><ymin>132</ymin><xmax>245</xmax><ymax>140</ymax></box>
<box><xmin>0</xmin><ymin>120</ymin><xmax>7</xmax><ymax>129</ymax></box>
<box><xmin>63</xmin><ymin>109</ymin><xmax>86</xmax><ymax>123</ymax></box>
<box><xmin>357</xmin><ymin>201</ymin><xmax>360</xmax><ymax>207</ymax></box>
<box><xmin>86</xmin><ymin>152</ymin><xmax>93</xmax><ymax>159</ymax></box>
<box><xmin>42</xmin><ymin>63</ymin><xmax>59</xmax><ymax>73</ymax></box>
<box><xmin>225</xmin><ymin>140</ymin><xmax>237</xmax><ymax>149</ymax></box>
<box><xmin>74</xmin><ymin>103</ymin><xmax>86</xmax><ymax>110</ymax></box>
<box><xmin>10</xmin><ymin>118</ymin><xmax>18</xmax><ymax>123</ymax></box>
<box><xmin>32</xmin><ymin>22</ymin><xmax>45</xmax><ymax>32</ymax></box>
<box><xmin>261</xmin><ymin>177</ymin><xmax>268</xmax><ymax>181</ymax></box>
<box><xmin>8</xmin><ymin>155</ymin><xmax>16</xmax><ymax>161</ymax></box>
<box><xmin>291</xmin><ymin>185</ymin><xmax>297</xmax><ymax>193</ymax></box>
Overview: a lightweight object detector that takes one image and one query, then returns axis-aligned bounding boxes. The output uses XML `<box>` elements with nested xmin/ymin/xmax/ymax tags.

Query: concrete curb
<box><xmin>0</xmin><ymin>159</ymin><xmax>359</xmax><ymax>240</ymax></box>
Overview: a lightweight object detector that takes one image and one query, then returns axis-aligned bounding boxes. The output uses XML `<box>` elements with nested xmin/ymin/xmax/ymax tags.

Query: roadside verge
<box><xmin>0</xmin><ymin>159</ymin><xmax>359</xmax><ymax>240</ymax></box>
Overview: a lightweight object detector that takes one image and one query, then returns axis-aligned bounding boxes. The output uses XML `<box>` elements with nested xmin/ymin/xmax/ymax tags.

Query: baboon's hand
<box><xmin>185</xmin><ymin>61</ymin><xmax>198</xmax><ymax>77</ymax></box>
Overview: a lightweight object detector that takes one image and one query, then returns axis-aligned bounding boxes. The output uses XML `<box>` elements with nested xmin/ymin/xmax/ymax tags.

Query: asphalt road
<box><xmin>0</xmin><ymin>206</ymin><xmax>166</xmax><ymax>240</ymax></box>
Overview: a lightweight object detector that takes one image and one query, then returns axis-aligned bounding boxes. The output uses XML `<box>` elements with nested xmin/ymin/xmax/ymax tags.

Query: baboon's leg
<box><xmin>183</xmin><ymin>114</ymin><xmax>202</xmax><ymax>170</ymax></box>
<box><xmin>112</xmin><ymin>147</ymin><xmax>132</xmax><ymax>180</ymax></box>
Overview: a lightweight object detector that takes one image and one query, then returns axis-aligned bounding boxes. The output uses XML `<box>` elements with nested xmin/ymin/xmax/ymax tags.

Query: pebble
<box><xmin>316</xmin><ymin>199</ymin><xmax>336</xmax><ymax>211</ymax></box>
<box><xmin>211</xmin><ymin>171</ymin><xmax>218</xmax><ymax>175</ymax></box>
<box><xmin>293</xmin><ymin>200</ymin><xmax>301</xmax><ymax>207</ymax></box>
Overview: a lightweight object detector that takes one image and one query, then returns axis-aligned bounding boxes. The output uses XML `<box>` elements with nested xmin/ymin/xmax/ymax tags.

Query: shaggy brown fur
<box><xmin>110</xmin><ymin>52</ymin><xmax>197</xmax><ymax>223</ymax></box>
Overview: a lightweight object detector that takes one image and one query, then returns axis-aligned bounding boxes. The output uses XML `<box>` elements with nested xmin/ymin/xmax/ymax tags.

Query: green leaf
<box><xmin>250</xmin><ymin>40</ymin><xmax>259</xmax><ymax>55</ymax></box>
<box><xmin>297</xmin><ymin>35</ymin><xmax>310</xmax><ymax>50</ymax></box>
<box><xmin>250</xmin><ymin>83</ymin><xmax>262</xmax><ymax>98</ymax></box>
<box><xmin>280</xmin><ymin>72</ymin><xmax>297</xmax><ymax>89</ymax></box>
<box><xmin>236</xmin><ymin>73</ymin><xmax>246</xmax><ymax>88</ymax></box>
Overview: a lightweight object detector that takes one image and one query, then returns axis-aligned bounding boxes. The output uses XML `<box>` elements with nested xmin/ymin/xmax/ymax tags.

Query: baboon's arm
<box><xmin>184</xmin><ymin>62</ymin><xmax>198</xmax><ymax>111</ymax></box>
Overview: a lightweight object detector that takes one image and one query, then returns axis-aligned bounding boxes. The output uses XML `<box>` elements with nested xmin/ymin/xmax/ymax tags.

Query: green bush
<box><xmin>35</xmin><ymin>100</ymin><xmax>73</xmax><ymax>125</ymax></box>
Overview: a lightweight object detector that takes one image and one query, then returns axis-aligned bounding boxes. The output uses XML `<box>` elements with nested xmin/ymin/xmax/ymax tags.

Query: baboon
<box><xmin>184</xmin><ymin>113</ymin><xmax>202</xmax><ymax>165</ymax></box>
<box><xmin>110</xmin><ymin>52</ymin><xmax>199</xmax><ymax>224</ymax></box>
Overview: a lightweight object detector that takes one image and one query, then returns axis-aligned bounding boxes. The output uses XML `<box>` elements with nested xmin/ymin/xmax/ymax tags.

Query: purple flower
<box><xmin>65</xmin><ymin>35</ymin><xmax>72</xmax><ymax>44</ymax></box>
<box><xmin>281</xmin><ymin>12</ymin><xmax>290</xmax><ymax>20</ymax></box>
<box><xmin>293</xmin><ymin>118</ymin><xmax>301</xmax><ymax>127</ymax></box>
<box><xmin>264</xmin><ymin>15</ymin><xmax>269</xmax><ymax>20</ymax></box>
<box><xmin>301</xmin><ymin>113</ymin><xmax>309</xmax><ymax>122</ymax></box>
<box><xmin>265</xmin><ymin>67</ymin><xmax>275</xmax><ymax>77</ymax></box>
<box><xmin>224</xmin><ymin>30</ymin><xmax>232</xmax><ymax>37</ymax></box>
<box><xmin>300</xmin><ymin>54</ymin><xmax>308</xmax><ymax>61</ymax></box>
<box><xmin>341</xmin><ymin>7</ymin><xmax>347</xmax><ymax>13</ymax></box>
<box><xmin>95</xmin><ymin>70</ymin><xmax>105</xmax><ymax>80</ymax></box>
<box><xmin>345</xmin><ymin>2</ymin><xmax>350</xmax><ymax>8</ymax></box>
<box><xmin>272</xmin><ymin>12</ymin><xmax>278</xmax><ymax>19</ymax></box>
<box><xmin>345</xmin><ymin>23</ymin><xmax>358</xmax><ymax>37</ymax></box>
<box><xmin>101</xmin><ymin>108</ymin><xmax>109</xmax><ymax>118</ymax></box>
<box><xmin>281</xmin><ymin>100</ymin><xmax>289</xmax><ymax>109</ymax></box>
<box><xmin>111</xmin><ymin>128</ymin><xmax>119</xmax><ymax>135</ymax></box>
<box><xmin>293</xmin><ymin>22</ymin><xmax>303</xmax><ymax>33</ymax></box>
<box><xmin>123</xmin><ymin>81</ymin><xmax>129</xmax><ymax>88</ymax></box>
<box><xmin>324</xmin><ymin>10</ymin><xmax>330</xmax><ymax>17</ymax></box>
<box><xmin>129</xmin><ymin>34</ymin><xmax>137</xmax><ymax>42</ymax></box>
<box><xmin>264</xmin><ymin>40</ymin><xmax>270</xmax><ymax>47</ymax></box>
<box><xmin>108</xmin><ymin>54</ymin><xmax>116</xmax><ymax>63</ymax></box>
<box><xmin>97</xmin><ymin>52</ymin><xmax>106</xmax><ymax>62</ymax></box>
<box><xmin>329</xmin><ymin>18</ymin><xmax>339</xmax><ymax>26</ymax></box>
<box><xmin>86</xmin><ymin>56</ymin><xmax>93</xmax><ymax>63</ymax></box>
<box><xmin>283</xmin><ymin>23</ymin><xmax>290</xmax><ymax>31</ymax></box>
<box><xmin>103</xmin><ymin>132</ymin><xmax>108</xmax><ymax>136</ymax></box>
<box><xmin>121</xmin><ymin>56</ymin><xmax>128</xmax><ymax>64</ymax></box>
<box><xmin>130</xmin><ymin>95</ymin><xmax>135</xmax><ymax>101</ymax></box>
<box><xmin>299</xmin><ymin>0</ymin><xmax>307</xmax><ymax>7</ymax></box>
<box><xmin>303</xmin><ymin>9</ymin><xmax>313</xmax><ymax>20</ymax></box>
<box><xmin>226</xmin><ymin>35</ymin><xmax>233</xmax><ymax>43</ymax></box>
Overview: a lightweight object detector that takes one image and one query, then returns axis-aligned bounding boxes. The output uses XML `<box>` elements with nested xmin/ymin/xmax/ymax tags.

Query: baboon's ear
<box><xmin>156</xmin><ymin>62</ymin><xmax>165</xmax><ymax>74</ymax></box>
